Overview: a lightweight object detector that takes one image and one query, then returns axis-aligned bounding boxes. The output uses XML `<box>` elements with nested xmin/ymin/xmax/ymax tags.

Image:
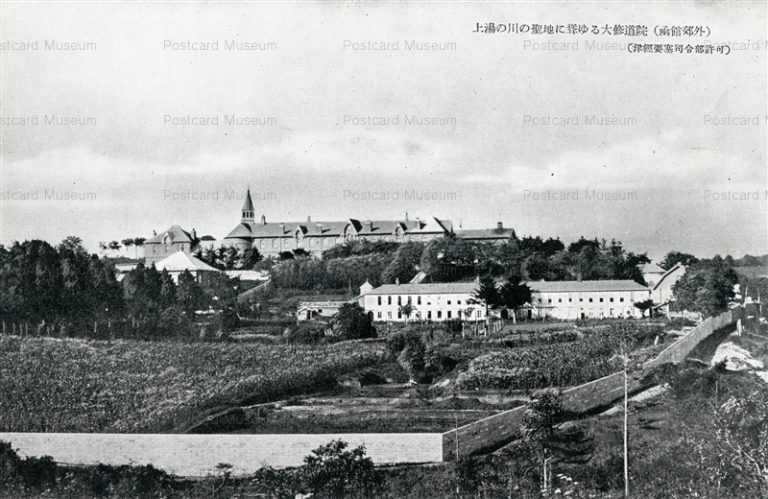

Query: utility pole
<box><xmin>623</xmin><ymin>345</ymin><xmax>629</xmax><ymax>498</ymax></box>
<box><xmin>455</xmin><ymin>415</ymin><xmax>460</xmax><ymax>497</ymax></box>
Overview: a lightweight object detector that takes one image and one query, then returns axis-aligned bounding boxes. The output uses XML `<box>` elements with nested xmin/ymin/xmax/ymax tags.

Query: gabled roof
<box><xmin>652</xmin><ymin>262</ymin><xmax>686</xmax><ymax>291</ymax></box>
<box><xmin>640</xmin><ymin>262</ymin><xmax>666</xmax><ymax>274</ymax></box>
<box><xmin>364</xmin><ymin>281</ymin><xmax>479</xmax><ymax>296</ymax></box>
<box><xmin>526</xmin><ymin>279</ymin><xmax>649</xmax><ymax>293</ymax></box>
<box><xmin>223</xmin><ymin>218</ymin><xmax>452</xmax><ymax>240</ymax></box>
<box><xmin>146</xmin><ymin>225</ymin><xmax>194</xmax><ymax>245</ymax></box>
<box><xmin>155</xmin><ymin>251</ymin><xmax>219</xmax><ymax>273</ymax></box>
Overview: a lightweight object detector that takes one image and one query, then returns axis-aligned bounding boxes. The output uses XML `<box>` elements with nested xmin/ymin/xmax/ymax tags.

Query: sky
<box><xmin>1</xmin><ymin>0</ymin><xmax>766</xmax><ymax>261</ymax></box>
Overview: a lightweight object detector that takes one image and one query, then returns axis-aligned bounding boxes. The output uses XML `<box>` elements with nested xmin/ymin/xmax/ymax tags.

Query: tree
<box><xmin>397</xmin><ymin>331</ymin><xmax>426</xmax><ymax>382</ymax></box>
<box><xmin>398</xmin><ymin>301</ymin><xmax>414</xmax><ymax>323</ymax></box>
<box><xmin>672</xmin><ymin>258</ymin><xmax>738</xmax><ymax>316</ymax></box>
<box><xmin>158</xmin><ymin>269</ymin><xmax>176</xmax><ymax>309</ymax></box>
<box><xmin>381</xmin><ymin>241</ymin><xmax>424</xmax><ymax>284</ymax></box>
<box><xmin>59</xmin><ymin>236</ymin><xmax>86</xmax><ymax>255</ymax></box>
<box><xmin>499</xmin><ymin>277</ymin><xmax>532</xmax><ymax>323</ymax></box>
<box><xmin>333</xmin><ymin>303</ymin><xmax>376</xmax><ymax>339</ymax></box>
<box><xmin>661</xmin><ymin>251</ymin><xmax>699</xmax><ymax>270</ymax></box>
<box><xmin>472</xmin><ymin>275</ymin><xmax>499</xmax><ymax>334</ymax></box>
<box><xmin>121</xmin><ymin>239</ymin><xmax>134</xmax><ymax>254</ymax></box>
<box><xmin>633</xmin><ymin>299</ymin><xmax>654</xmax><ymax>318</ymax></box>
<box><xmin>521</xmin><ymin>389</ymin><xmax>568</xmax><ymax>495</ymax></box>
<box><xmin>300</xmin><ymin>440</ymin><xmax>381</xmax><ymax>498</ymax></box>
<box><xmin>177</xmin><ymin>270</ymin><xmax>204</xmax><ymax>313</ymax></box>
<box><xmin>240</xmin><ymin>247</ymin><xmax>263</xmax><ymax>269</ymax></box>
<box><xmin>132</xmin><ymin>237</ymin><xmax>146</xmax><ymax>259</ymax></box>
<box><xmin>278</xmin><ymin>251</ymin><xmax>295</xmax><ymax>261</ymax></box>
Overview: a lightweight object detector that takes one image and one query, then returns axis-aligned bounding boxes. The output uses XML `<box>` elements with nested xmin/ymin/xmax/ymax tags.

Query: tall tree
<box><xmin>661</xmin><ymin>251</ymin><xmax>699</xmax><ymax>270</ymax></box>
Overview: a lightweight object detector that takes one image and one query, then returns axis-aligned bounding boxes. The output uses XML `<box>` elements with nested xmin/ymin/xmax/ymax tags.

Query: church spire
<box><xmin>241</xmin><ymin>187</ymin><xmax>255</xmax><ymax>223</ymax></box>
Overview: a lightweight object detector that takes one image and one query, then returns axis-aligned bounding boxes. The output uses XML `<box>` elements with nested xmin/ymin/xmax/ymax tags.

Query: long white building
<box><xmin>359</xmin><ymin>281</ymin><xmax>486</xmax><ymax>322</ymax></box>
<box><xmin>523</xmin><ymin>279</ymin><xmax>651</xmax><ymax>320</ymax></box>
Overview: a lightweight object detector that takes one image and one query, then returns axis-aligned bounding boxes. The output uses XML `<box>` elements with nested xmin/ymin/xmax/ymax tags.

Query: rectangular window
<box><xmin>609</xmin><ymin>297</ymin><xmax>614</xmax><ymax>302</ymax></box>
<box><xmin>457</xmin><ymin>300</ymin><xmax>462</xmax><ymax>305</ymax></box>
<box><xmin>548</xmin><ymin>298</ymin><xmax>552</xmax><ymax>304</ymax></box>
<box><xmin>427</xmin><ymin>311</ymin><xmax>432</xmax><ymax>319</ymax></box>
<box><xmin>377</xmin><ymin>296</ymin><xmax>381</xmax><ymax>306</ymax></box>
<box><xmin>620</xmin><ymin>297</ymin><xmax>624</xmax><ymax>302</ymax></box>
<box><xmin>589</xmin><ymin>298</ymin><xmax>593</xmax><ymax>303</ymax></box>
<box><xmin>447</xmin><ymin>299</ymin><xmax>451</xmax><ymax>305</ymax></box>
<box><xmin>437</xmin><ymin>311</ymin><xmax>442</xmax><ymax>319</ymax></box>
<box><xmin>388</xmin><ymin>296</ymin><xmax>392</xmax><ymax>305</ymax></box>
<box><xmin>599</xmin><ymin>298</ymin><xmax>604</xmax><ymax>303</ymax></box>
<box><xmin>397</xmin><ymin>311</ymin><xmax>402</xmax><ymax>319</ymax></box>
<box><xmin>417</xmin><ymin>296</ymin><xmax>422</xmax><ymax>305</ymax></box>
<box><xmin>447</xmin><ymin>311</ymin><xmax>452</xmax><ymax>319</ymax></box>
<box><xmin>397</xmin><ymin>296</ymin><xmax>402</xmax><ymax>305</ymax></box>
<box><xmin>387</xmin><ymin>311</ymin><xmax>392</xmax><ymax>319</ymax></box>
<box><xmin>558</xmin><ymin>298</ymin><xmax>562</xmax><ymax>303</ymax></box>
<box><xmin>377</xmin><ymin>312</ymin><xmax>382</xmax><ymax>319</ymax></box>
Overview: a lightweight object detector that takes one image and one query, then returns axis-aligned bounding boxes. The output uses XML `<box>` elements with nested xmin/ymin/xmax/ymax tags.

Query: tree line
<box><xmin>0</xmin><ymin>237</ymin><xmax>238</xmax><ymax>339</ymax></box>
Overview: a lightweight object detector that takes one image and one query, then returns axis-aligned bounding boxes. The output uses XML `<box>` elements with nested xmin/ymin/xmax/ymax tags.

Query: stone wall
<box><xmin>442</xmin><ymin>308</ymin><xmax>741</xmax><ymax>460</ymax></box>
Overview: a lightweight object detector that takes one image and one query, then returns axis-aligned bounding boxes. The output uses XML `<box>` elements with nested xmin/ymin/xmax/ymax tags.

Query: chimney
<box><xmin>368</xmin><ymin>221</ymin><xmax>374</xmax><ymax>231</ymax></box>
<box><xmin>280</xmin><ymin>223</ymin><xmax>285</xmax><ymax>233</ymax></box>
<box><xmin>260</xmin><ymin>214</ymin><xmax>266</xmax><ymax>225</ymax></box>
<box><xmin>192</xmin><ymin>228</ymin><xmax>197</xmax><ymax>240</ymax></box>
<box><xmin>405</xmin><ymin>211</ymin><xmax>409</xmax><ymax>222</ymax></box>
<box><xmin>395</xmin><ymin>278</ymin><xmax>400</xmax><ymax>285</ymax></box>
<box><xmin>307</xmin><ymin>215</ymin><xmax>312</xmax><ymax>223</ymax></box>
<box><xmin>497</xmin><ymin>221</ymin><xmax>503</xmax><ymax>231</ymax></box>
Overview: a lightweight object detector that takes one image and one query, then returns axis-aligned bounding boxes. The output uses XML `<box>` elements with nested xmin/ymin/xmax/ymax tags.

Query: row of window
<box><xmin>375</xmin><ymin>309</ymin><xmax>482</xmax><ymax>320</ymax></box>
<box><xmin>252</xmin><ymin>233</ymin><xmax>442</xmax><ymax>250</ymax></box>
<box><xmin>376</xmin><ymin>295</ymin><xmax>465</xmax><ymax>306</ymax></box>
<box><xmin>537</xmin><ymin>296</ymin><xmax>629</xmax><ymax>304</ymax></box>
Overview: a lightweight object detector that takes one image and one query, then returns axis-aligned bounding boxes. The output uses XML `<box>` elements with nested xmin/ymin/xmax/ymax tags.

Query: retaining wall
<box><xmin>442</xmin><ymin>308</ymin><xmax>741</xmax><ymax>460</ymax></box>
<box><xmin>0</xmin><ymin>432</ymin><xmax>443</xmax><ymax>477</ymax></box>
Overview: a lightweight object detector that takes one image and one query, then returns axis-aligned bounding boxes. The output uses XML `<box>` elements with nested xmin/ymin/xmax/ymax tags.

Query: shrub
<box><xmin>285</xmin><ymin>323</ymin><xmax>325</xmax><ymax>344</ymax></box>
<box><xmin>300</xmin><ymin>440</ymin><xmax>382</xmax><ymax>498</ymax></box>
<box><xmin>333</xmin><ymin>303</ymin><xmax>376</xmax><ymax>340</ymax></box>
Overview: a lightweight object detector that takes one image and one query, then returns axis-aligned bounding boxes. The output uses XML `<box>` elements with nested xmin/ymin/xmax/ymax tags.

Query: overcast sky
<box><xmin>1</xmin><ymin>1</ymin><xmax>766</xmax><ymax>260</ymax></box>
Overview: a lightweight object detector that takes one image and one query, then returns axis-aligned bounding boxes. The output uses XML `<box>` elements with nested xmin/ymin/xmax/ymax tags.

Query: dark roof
<box><xmin>224</xmin><ymin>217</ymin><xmax>451</xmax><ymax>240</ymax></box>
<box><xmin>525</xmin><ymin>280</ymin><xmax>649</xmax><ymax>293</ymax></box>
<box><xmin>242</xmin><ymin>189</ymin><xmax>255</xmax><ymax>212</ymax></box>
<box><xmin>652</xmin><ymin>263</ymin><xmax>686</xmax><ymax>291</ymax></box>
<box><xmin>364</xmin><ymin>281</ymin><xmax>478</xmax><ymax>296</ymax></box>
<box><xmin>146</xmin><ymin>225</ymin><xmax>194</xmax><ymax>245</ymax></box>
<box><xmin>456</xmin><ymin>228</ymin><xmax>515</xmax><ymax>240</ymax></box>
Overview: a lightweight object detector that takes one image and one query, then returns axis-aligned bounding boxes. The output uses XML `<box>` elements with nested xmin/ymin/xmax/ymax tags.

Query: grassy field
<box><xmin>0</xmin><ymin>335</ymin><xmax>385</xmax><ymax>433</ymax></box>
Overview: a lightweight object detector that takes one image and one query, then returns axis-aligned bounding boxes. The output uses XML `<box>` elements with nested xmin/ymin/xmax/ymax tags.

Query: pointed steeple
<box><xmin>241</xmin><ymin>187</ymin><xmax>255</xmax><ymax>223</ymax></box>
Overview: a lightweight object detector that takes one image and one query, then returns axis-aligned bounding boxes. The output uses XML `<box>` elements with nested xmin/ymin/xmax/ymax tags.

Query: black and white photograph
<box><xmin>0</xmin><ymin>1</ymin><xmax>766</xmax><ymax>497</ymax></box>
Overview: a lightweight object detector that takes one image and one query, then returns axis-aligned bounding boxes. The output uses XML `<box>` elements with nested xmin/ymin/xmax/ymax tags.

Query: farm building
<box><xmin>522</xmin><ymin>279</ymin><xmax>652</xmax><ymax>320</ymax></box>
<box><xmin>359</xmin><ymin>280</ymin><xmax>487</xmax><ymax>322</ymax></box>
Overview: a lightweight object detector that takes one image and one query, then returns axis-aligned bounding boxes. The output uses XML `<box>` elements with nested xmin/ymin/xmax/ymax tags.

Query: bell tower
<box><xmin>241</xmin><ymin>187</ymin><xmax>255</xmax><ymax>223</ymax></box>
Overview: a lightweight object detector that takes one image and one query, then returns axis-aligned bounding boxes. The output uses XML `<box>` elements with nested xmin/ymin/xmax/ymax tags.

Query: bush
<box><xmin>285</xmin><ymin>323</ymin><xmax>326</xmax><ymax>344</ymax></box>
<box><xmin>300</xmin><ymin>440</ymin><xmax>382</xmax><ymax>498</ymax></box>
<box><xmin>332</xmin><ymin>303</ymin><xmax>376</xmax><ymax>340</ymax></box>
